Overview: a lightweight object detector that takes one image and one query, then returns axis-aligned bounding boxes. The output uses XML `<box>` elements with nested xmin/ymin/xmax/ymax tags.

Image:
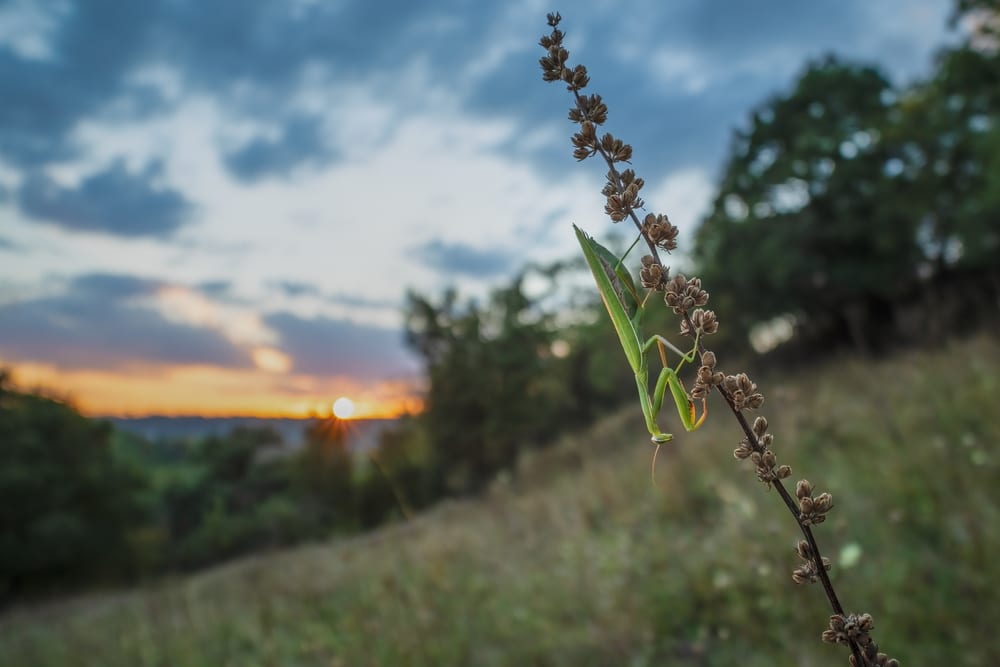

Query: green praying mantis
<box><xmin>573</xmin><ymin>225</ymin><xmax>707</xmax><ymax>471</ymax></box>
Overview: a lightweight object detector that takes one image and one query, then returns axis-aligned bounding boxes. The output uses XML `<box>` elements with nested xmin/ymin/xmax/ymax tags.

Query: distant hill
<box><xmin>106</xmin><ymin>416</ymin><xmax>397</xmax><ymax>453</ymax></box>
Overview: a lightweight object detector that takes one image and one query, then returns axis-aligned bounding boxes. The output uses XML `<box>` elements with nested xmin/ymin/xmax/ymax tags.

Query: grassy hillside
<box><xmin>2</xmin><ymin>336</ymin><xmax>998</xmax><ymax>666</ymax></box>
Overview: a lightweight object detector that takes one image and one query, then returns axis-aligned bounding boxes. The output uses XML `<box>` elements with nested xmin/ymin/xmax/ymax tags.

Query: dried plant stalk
<box><xmin>539</xmin><ymin>13</ymin><xmax>896</xmax><ymax>667</ymax></box>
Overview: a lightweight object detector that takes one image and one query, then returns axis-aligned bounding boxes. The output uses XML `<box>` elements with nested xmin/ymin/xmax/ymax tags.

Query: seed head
<box><xmin>792</xmin><ymin>539</ymin><xmax>832</xmax><ymax>584</ymax></box>
<box><xmin>600</xmin><ymin>132</ymin><xmax>632</xmax><ymax>163</ymax></box>
<box><xmin>642</xmin><ymin>213</ymin><xmax>679</xmax><ymax>252</ymax></box>
<box><xmin>682</xmin><ymin>308</ymin><xmax>718</xmax><ymax>336</ymax></box>
<box><xmin>664</xmin><ymin>275</ymin><xmax>709</xmax><ymax>315</ymax></box>
<box><xmin>569</xmin><ymin>94</ymin><xmax>608</xmax><ymax>125</ymax></box>
<box><xmin>734</xmin><ymin>438</ymin><xmax>753</xmax><ymax>460</ymax></box>
<box><xmin>723</xmin><ymin>372</ymin><xmax>764</xmax><ymax>411</ymax></box>
<box><xmin>797</xmin><ymin>486</ymin><xmax>834</xmax><ymax>526</ymax></box>
<box><xmin>822</xmin><ymin>613</ymin><xmax>875</xmax><ymax>647</ymax></box>
<box><xmin>562</xmin><ymin>63</ymin><xmax>590</xmax><ymax>91</ymax></box>
<box><xmin>639</xmin><ymin>255</ymin><xmax>668</xmax><ymax>290</ymax></box>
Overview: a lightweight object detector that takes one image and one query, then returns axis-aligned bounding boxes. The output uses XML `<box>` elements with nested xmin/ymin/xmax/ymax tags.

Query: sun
<box><xmin>332</xmin><ymin>396</ymin><xmax>355</xmax><ymax>419</ymax></box>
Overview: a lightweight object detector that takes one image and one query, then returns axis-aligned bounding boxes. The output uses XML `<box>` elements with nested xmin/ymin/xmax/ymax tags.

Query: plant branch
<box><xmin>540</xmin><ymin>12</ymin><xmax>894</xmax><ymax>667</ymax></box>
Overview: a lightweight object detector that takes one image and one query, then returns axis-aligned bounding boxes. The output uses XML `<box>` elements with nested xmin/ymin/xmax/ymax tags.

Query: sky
<box><xmin>0</xmin><ymin>0</ymin><xmax>960</xmax><ymax>418</ymax></box>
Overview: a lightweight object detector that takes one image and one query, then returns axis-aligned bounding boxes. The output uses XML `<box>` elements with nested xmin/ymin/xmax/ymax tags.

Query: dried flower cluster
<box><xmin>824</xmin><ymin>614</ymin><xmax>899</xmax><ymax>667</ymax></box>
<box><xmin>796</xmin><ymin>479</ymin><xmax>834</xmax><ymax>526</ymax></box>
<box><xmin>539</xmin><ymin>12</ymin><xmax>894</xmax><ymax>667</ymax></box>
<box><xmin>734</xmin><ymin>415</ymin><xmax>792</xmax><ymax>487</ymax></box>
<box><xmin>792</xmin><ymin>539</ymin><xmax>832</xmax><ymax>584</ymax></box>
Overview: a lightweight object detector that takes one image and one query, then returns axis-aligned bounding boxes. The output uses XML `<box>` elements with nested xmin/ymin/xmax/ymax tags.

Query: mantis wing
<box><xmin>573</xmin><ymin>225</ymin><xmax>643</xmax><ymax>370</ymax></box>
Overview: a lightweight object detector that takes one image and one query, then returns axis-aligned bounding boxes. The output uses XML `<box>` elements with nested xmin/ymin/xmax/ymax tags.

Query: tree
<box><xmin>693</xmin><ymin>47</ymin><xmax>1000</xmax><ymax>353</ymax></box>
<box><xmin>404</xmin><ymin>273</ymin><xmax>567</xmax><ymax>494</ymax></box>
<box><xmin>0</xmin><ymin>378</ymin><xmax>147</xmax><ymax>596</ymax></box>
<box><xmin>694</xmin><ymin>57</ymin><xmax>917</xmax><ymax>351</ymax></box>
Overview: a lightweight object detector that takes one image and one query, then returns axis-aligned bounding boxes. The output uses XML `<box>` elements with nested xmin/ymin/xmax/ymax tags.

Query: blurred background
<box><xmin>1</xmin><ymin>0</ymin><xmax>998</xmax><ymax>665</ymax></box>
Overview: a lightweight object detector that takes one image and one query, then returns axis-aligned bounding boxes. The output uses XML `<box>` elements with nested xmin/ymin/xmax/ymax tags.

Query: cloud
<box><xmin>265</xmin><ymin>312</ymin><xmax>418</xmax><ymax>379</ymax></box>
<box><xmin>272</xmin><ymin>280</ymin><xmax>320</xmax><ymax>297</ymax></box>
<box><xmin>17</xmin><ymin>160</ymin><xmax>193</xmax><ymax>238</ymax></box>
<box><xmin>0</xmin><ymin>273</ymin><xmax>250</xmax><ymax>370</ymax></box>
<box><xmin>222</xmin><ymin>115</ymin><xmax>336</xmax><ymax>182</ymax></box>
<box><xmin>196</xmin><ymin>280</ymin><xmax>232</xmax><ymax>297</ymax></box>
<box><xmin>272</xmin><ymin>280</ymin><xmax>320</xmax><ymax>298</ymax></box>
<box><xmin>326</xmin><ymin>292</ymin><xmax>400</xmax><ymax>310</ymax></box>
<box><xmin>0</xmin><ymin>2</ymin><xmax>157</xmax><ymax>166</ymax></box>
<box><xmin>413</xmin><ymin>239</ymin><xmax>516</xmax><ymax>278</ymax></box>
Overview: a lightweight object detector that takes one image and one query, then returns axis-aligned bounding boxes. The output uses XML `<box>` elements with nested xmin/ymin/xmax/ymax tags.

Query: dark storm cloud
<box><xmin>0</xmin><ymin>273</ymin><xmax>250</xmax><ymax>370</ymax></box>
<box><xmin>17</xmin><ymin>160</ymin><xmax>193</xmax><ymax>238</ymax></box>
<box><xmin>413</xmin><ymin>240</ymin><xmax>515</xmax><ymax>278</ymax></box>
<box><xmin>265</xmin><ymin>312</ymin><xmax>418</xmax><ymax>379</ymax></box>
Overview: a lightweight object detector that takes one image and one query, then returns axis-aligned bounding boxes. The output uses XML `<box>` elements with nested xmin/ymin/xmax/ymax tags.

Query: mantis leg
<box><xmin>643</xmin><ymin>330</ymin><xmax>707</xmax><ymax>432</ymax></box>
<box><xmin>650</xmin><ymin>366</ymin><xmax>708</xmax><ymax>433</ymax></box>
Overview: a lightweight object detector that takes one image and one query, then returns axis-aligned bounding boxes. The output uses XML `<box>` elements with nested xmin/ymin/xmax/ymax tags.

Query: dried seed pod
<box><xmin>642</xmin><ymin>213</ymin><xmax>679</xmax><ymax>252</ymax></box>
<box><xmin>797</xmin><ymin>487</ymin><xmax>834</xmax><ymax>526</ymax></box>
<box><xmin>814</xmin><ymin>492</ymin><xmax>834</xmax><ymax>513</ymax></box>
<box><xmin>823</xmin><ymin>613</ymin><xmax>876</xmax><ymax>647</ymax></box>
<box><xmin>689</xmin><ymin>385</ymin><xmax>707</xmax><ymax>400</ymax></box>
<box><xmin>569</xmin><ymin>94</ymin><xmax>608</xmax><ymax>125</ymax></box>
<box><xmin>683</xmin><ymin>308</ymin><xmax>718</xmax><ymax>336</ymax></box>
<box><xmin>639</xmin><ymin>255</ymin><xmax>668</xmax><ymax>290</ymax></box>
<box><xmin>723</xmin><ymin>372</ymin><xmax>764</xmax><ymax>410</ymax></box>
<box><xmin>734</xmin><ymin>439</ymin><xmax>752</xmax><ymax>460</ymax></box>
<box><xmin>664</xmin><ymin>275</ymin><xmax>709</xmax><ymax>315</ymax></box>
<box><xmin>567</xmin><ymin>64</ymin><xmax>589</xmax><ymax>90</ymax></box>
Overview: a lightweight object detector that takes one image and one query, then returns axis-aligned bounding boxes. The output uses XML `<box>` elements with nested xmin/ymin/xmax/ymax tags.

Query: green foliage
<box><xmin>404</xmin><ymin>270</ymin><xmax>618</xmax><ymax>494</ymax></box>
<box><xmin>295</xmin><ymin>419</ymin><xmax>357</xmax><ymax>532</ymax></box>
<box><xmin>0</xmin><ymin>376</ymin><xmax>147</xmax><ymax>596</ymax></box>
<box><xmin>899</xmin><ymin>43</ymin><xmax>1000</xmax><ymax>273</ymax></box>
<box><xmin>695</xmin><ymin>58</ymin><xmax>919</xmax><ymax>347</ymax></box>
<box><xmin>694</xmin><ymin>40</ymin><xmax>1000</xmax><ymax>352</ymax></box>
<box><xmin>161</xmin><ymin>426</ymin><xmax>308</xmax><ymax>569</ymax></box>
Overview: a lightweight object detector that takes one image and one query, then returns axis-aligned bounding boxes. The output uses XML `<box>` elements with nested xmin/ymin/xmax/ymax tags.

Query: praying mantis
<box><xmin>573</xmin><ymin>225</ymin><xmax>707</xmax><ymax>468</ymax></box>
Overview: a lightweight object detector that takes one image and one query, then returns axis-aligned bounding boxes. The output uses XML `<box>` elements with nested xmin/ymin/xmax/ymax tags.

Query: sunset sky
<box><xmin>0</xmin><ymin>0</ymin><xmax>959</xmax><ymax>417</ymax></box>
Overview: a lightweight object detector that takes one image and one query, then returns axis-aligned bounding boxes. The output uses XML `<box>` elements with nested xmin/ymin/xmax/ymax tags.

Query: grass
<box><xmin>2</xmin><ymin>336</ymin><xmax>999</xmax><ymax>666</ymax></box>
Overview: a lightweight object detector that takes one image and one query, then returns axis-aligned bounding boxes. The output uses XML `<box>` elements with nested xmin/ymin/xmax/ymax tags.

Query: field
<box><xmin>2</xmin><ymin>336</ymin><xmax>999</xmax><ymax>666</ymax></box>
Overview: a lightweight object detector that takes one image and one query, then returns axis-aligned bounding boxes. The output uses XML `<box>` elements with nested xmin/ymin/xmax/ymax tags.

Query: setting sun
<box><xmin>332</xmin><ymin>397</ymin><xmax>355</xmax><ymax>419</ymax></box>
